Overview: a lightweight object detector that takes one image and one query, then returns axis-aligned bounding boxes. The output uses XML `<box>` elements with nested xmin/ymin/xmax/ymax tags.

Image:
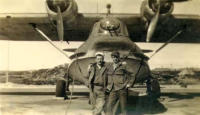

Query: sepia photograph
<box><xmin>0</xmin><ymin>0</ymin><xmax>200</xmax><ymax>115</ymax></box>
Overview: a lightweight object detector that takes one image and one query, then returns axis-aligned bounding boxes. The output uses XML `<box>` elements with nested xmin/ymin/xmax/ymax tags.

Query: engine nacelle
<box><xmin>141</xmin><ymin>0</ymin><xmax>174</xmax><ymax>23</ymax></box>
<box><xmin>46</xmin><ymin>0</ymin><xmax>78</xmax><ymax>23</ymax></box>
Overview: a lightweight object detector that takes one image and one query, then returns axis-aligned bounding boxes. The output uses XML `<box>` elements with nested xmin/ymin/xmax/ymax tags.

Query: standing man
<box><xmin>106</xmin><ymin>51</ymin><xmax>135</xmax><ymax>115</ymax></box>
<box><xmin>87</xmin><ymin>52</ymin><xmax>108</xmax><ymax>115</ymax></box>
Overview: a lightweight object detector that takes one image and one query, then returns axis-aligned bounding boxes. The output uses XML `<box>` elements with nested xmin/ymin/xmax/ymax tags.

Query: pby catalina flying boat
<box><xmin>0</xmin><ymin>0</ymin><xmax>200</xmax><ymax>97</ymax></box>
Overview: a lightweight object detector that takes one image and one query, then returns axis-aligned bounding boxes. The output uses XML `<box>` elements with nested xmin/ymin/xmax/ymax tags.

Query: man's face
<box><xmin>111</xmin><ymin>56</ymin><xmax>120</xmax><ymax>64</ymax></box>
<box><xmin>96</xmin><ymin>55</ymin><xmax>104</xmax><ymax>66</ymax></box>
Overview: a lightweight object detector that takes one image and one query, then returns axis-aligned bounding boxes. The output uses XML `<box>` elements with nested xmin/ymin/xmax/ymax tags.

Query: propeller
<box><xmin>146</xmin><ymin>0</ymin><xmax>161</xmax><ymax>42</ymax></box>
<box><xmin>56</xmin><ymin>5</ymin><xmax>64</xmax><ymax>42</ymax></box>
<box><xmin>146</xmin><ymin>0</ymin><xmax>188</xmax><ymax>42</ymax></box>
<box><xmin>46</xmin><ymin>0</ymin><xmax>71</xmax><ymax>43</ymax></box>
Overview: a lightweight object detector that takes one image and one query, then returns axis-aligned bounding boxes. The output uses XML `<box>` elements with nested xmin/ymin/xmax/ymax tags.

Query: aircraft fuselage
<box><xmin>68</xmin><ymin>17</ymin><xmax>151</xmax><ymax>85</ymax></box>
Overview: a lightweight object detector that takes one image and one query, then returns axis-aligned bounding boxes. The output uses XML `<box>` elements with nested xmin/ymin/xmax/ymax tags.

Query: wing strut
<box><xmin>30</xmin><ymin>24</ymin><xmax>70</xmax><ymax>59</ymax></box>
<box><xmin>150</xmin><ymin>30</ymin><xmax>183</xmax><ymax>58</ymax></box>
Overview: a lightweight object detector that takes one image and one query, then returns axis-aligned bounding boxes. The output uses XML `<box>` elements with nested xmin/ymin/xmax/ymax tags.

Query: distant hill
<box><xmin>1</xmin><ymin>66</ymin><xmax>200</xmax><ymax>85</ymax></box>
<box><xmin>0</xmin><ymin>64</ymin><xmax>68</xmax><ymax>85</ymax></box>
<box><xmin>152</xmin><ymin>68</ymin><xmax>200</xmax><ymax>86</ymax></box>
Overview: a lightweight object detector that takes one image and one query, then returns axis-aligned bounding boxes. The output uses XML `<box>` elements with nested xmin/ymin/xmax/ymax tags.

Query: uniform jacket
<box><xmin>88</xmin><ymin>62</ymin><xmax>108</xmax><ymax>91</ymax></box>
<box><xmin>106</xmin><ymin>62</ymin><xmax>134</xmax><ymax>91</ymax></box>
<box><xmin>87</xmin><ymin>62</ymin><xmax>108</xmax><ymax>106</ymax></box>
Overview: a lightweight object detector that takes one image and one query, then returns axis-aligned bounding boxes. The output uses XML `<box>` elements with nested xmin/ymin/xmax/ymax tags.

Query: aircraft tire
<box><xmin>56</xmin><ymin>80</ymin><xmax>66</xmax><ymax>97</ymax></box>
<box><xmin>146</xmin><ymin>77</ymin><xmax>161</xmax><ymax>98</ymax></box>
<box><xmin>151</xmin><ymin>78</ymin><xmax>161</xmax><ymax>98</ymax></box>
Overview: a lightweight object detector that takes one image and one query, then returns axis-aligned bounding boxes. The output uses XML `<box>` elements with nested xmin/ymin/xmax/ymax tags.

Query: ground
<box><xmin>1</xmin><ymin>92</ymin><xmax>200</xmax><ymax>115</ymax></box>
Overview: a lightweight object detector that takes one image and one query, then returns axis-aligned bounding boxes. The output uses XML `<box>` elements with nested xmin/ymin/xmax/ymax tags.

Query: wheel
<box><xmin>56</xmin><ymin>80</ymin><xmax>66</xmax><ymax>97</ymax></box>
<box><xmin>151</xmin><ymin>78</ymin><xmax>161</xmax><ymax>97</ymax></box>
<box><xmin>146</xmin><ymin>77</ymin><xmax>161</xmax><ymax>98</ymax></box>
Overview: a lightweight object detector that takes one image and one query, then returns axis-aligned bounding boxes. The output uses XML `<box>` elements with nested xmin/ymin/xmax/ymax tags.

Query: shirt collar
<box><xmin>96</xmin><ymin>62</ymin><xmax>105</xmax><ymax>69</ymax></box>
<box><xmin>113</xmin><ymin>62</ymin><xmax>121</xmax><ymax>70</ymax></box>
<box><xmin>97</xmin><ymin>64</ymin><xmax>102</xmax><ymax>69</ymax></box>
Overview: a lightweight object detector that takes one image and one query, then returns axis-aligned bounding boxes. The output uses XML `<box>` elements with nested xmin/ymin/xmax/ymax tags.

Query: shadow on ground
<box><xmin>123</xmin><ymin>93</ymin><xmax>200</xmax><ymax>115</ymax></box>
<box><xmin>162</xmin><ymin>93</ymin><xmax>200</xmax><ymax>102</ymax></box>
<box><xmin>116</xmin><ymin>95</ymin><xmax>167</xmax><ymax>115</ymax></box>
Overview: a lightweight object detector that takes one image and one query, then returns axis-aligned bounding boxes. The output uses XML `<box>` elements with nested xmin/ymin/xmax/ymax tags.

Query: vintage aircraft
<box><xmin>0</xmin><ymin>0</ymin><xmax>200</xmax><ymax>98</ymax></box>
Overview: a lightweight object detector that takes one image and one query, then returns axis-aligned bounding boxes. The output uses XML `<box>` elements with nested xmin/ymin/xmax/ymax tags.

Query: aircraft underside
<box><xmin>68</xmin><ymin>57</ymin><xmax>150</xmax><ymax>85</ymax></box>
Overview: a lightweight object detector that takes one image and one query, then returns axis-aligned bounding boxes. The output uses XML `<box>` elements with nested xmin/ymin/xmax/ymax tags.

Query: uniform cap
<box><xmin>111</xmin><ymin>51</ymin><xmax>120</xmax><ymax>57</ymax></box>
<box><xmin>95</xmin><ymin>52</ymin><xmax>104</xmax><ymax>57</ymax></box>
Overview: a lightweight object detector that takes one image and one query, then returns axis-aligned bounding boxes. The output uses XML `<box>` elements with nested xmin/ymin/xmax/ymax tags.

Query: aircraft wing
<box><xmin>0</xmin><ymin>0</ymin><xmax>142</xmax><ymax>41</ymax></box>
<box><xmin>0</xmin><ymin>13</ymin><xmax>142</xmax><ymax>41</ymax></box>
<box><xmin>132</xmin><ymin>14</ymin><xmax>200</xmax><ymax>43</ymax></box>
<box><xmin>0</xmin><ymin>0</ymin><xmax>200</xmax><ymax>42</ymax></box>
<box><xmin>0</xmin><ymin>13</ymin><xmax>55</xmax><ymax>41</ymax></box>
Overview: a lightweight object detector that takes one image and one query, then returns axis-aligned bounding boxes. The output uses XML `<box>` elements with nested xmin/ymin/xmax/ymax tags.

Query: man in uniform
<box><xmin>87</xmin><ymin>52</ymin><xmax>108</xmax><ymax>115</ymax></box>
<box><xmin>106</xmin><ymin>51</ymin><xmax>135</xmax><ymax>115</ymax></box>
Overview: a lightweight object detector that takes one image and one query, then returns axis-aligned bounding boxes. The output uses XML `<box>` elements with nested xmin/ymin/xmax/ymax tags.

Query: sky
<box><xmin>1</xmin><ymin>41</ymin><xmax>200</xmax><ymax>71</ymax></box>
<box><xmin>0</xmin><ymin>41</ymin><xmax>82</xmax><ymax>71</ymax></box>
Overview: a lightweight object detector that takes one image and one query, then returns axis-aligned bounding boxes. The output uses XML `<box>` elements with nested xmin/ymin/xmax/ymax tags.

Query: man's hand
<box><xmin>105</xmin><ymin>89</ymin><xmax>110</xmax><ymax>93</ymax></box>
<box><xmin>87</xmin><ymin>64</ymin><xmax>93</xmax><ymax>72</ymax></box>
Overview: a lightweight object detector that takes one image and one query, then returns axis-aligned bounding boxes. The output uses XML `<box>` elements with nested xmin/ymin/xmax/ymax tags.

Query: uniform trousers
<box><xmin>91</xmin><ymin>86</ymin><xmax>106</xmax><ymax>115</ymax></box>
<box><xmin>106</xmin><ymin>89</ymin><xmax>127</xmax><ymax>115</ymax></box>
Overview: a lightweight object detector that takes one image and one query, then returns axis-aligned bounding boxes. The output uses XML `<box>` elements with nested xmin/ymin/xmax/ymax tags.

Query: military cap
<box><xmin>111</xmin><ymin>51</ymin><xmax>120</xmax><ymax>58</ymax></box>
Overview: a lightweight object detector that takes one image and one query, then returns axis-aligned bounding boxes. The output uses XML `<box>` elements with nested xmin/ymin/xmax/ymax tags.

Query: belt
<box><xmin>93</xmin><ymin>83</ymin><xmax>103</xmax><ymax>87</ymax></box>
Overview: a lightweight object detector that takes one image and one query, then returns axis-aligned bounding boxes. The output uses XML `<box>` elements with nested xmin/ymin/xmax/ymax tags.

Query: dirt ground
<box><xmin>1</xmin><ymin>92</ymin><xmax>200</xmax><ymax>115</ymax></box>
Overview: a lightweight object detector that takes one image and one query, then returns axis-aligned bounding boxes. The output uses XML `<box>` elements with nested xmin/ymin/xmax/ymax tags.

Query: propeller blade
<box><xmin>57</xmin><ymin>6</ymin><xmax>64</xmax><ymax>42</ymax></box>
<box><xmin>146</xmin><ymin>6</ymin><xmax>160</xmax><ymax>42</ymax></box>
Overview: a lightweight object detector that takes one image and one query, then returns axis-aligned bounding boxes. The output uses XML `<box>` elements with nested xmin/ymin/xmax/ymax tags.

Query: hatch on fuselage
<box><xmin>90</xmin><ymin>17</ymin><xmax>129</xmax><ymax>37</ymax></box>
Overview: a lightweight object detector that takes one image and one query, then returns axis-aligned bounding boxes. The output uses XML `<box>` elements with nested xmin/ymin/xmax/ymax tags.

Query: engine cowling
<box><xmin>46</xmin><ymin>0</ymin><xmax>78</xmax><ymax>23</ymax></box>
<box><xmin>141</xmin><ymin>0</ymin><xmax>174</xmax><ymax>23</ymax></box>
